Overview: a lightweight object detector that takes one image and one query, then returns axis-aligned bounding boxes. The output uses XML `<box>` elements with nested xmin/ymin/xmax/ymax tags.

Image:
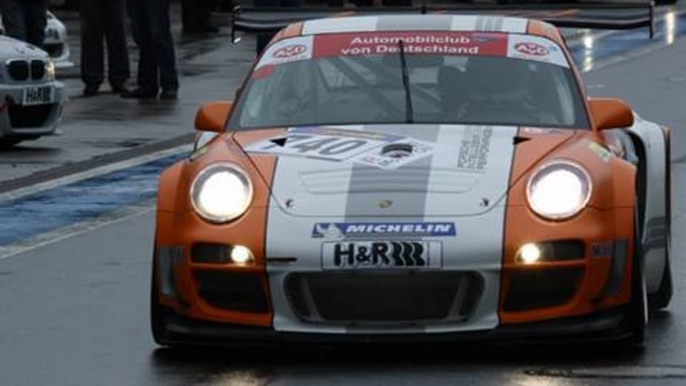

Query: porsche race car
<box><xmin>152</xmin><ymin>14</ymin><xmax>672</xmax><ymax>346</ymax></box>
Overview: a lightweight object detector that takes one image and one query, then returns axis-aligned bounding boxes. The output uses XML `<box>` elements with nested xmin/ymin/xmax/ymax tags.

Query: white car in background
<box><xmin>44</xmin><ymin>11</ymin><xmax>73</xmax><ymax>69</ymax></box>
<box><xmin>0</xmin><ymin>11</ymin><xmax>73</xmax><ymax>69</ymax></box>
<box><xmin>0</xmin><ymin>36</ymin><xmax>66</xmax><ymax>148</ymax></box>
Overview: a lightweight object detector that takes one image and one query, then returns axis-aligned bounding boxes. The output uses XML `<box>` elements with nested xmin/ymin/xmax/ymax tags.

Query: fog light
<box><xmin>518</xmin><ymin>243</ymin><xmax>541</xmax><ymax>265</ymax></box>
<box><xmin>230</xmin><ymin>245</ymin><xmax>253</xmax><ymax>265</ymax></box>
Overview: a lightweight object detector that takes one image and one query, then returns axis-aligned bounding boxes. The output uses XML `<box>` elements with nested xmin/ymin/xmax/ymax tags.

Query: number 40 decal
<box><xmin>257</xmin><ymin>134</ymin><xmax>380</xmax><ymax>161</ymax></box>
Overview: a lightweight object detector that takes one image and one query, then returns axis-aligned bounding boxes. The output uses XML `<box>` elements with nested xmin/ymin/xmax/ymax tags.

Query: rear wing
<box><xmin>231</xmin><ymin>2</ymin><xmax>656</xmax><ymax>44</ymax></box>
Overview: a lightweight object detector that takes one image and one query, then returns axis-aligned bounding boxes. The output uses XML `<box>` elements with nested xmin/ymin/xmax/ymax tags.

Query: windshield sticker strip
<box><xmin>256</xmin><ymin>32</ymin><xmax>569</xmax><ymax>70</ymax></box>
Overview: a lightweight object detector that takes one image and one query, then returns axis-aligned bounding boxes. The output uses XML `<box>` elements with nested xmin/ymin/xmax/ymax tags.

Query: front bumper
<box><xmin>156</xmin><ymin>303</ymin><xmax>632</xmax><ymax>346</ymax></box>
<box><xmin>154</xmin><ymin>203</ymin><xmax>634</xmax><ymax>342</ymax></box>
<box><xmin>0</xmin><ymin>81</ymin><xmax>66</xmax><ymax>138</ymax></box>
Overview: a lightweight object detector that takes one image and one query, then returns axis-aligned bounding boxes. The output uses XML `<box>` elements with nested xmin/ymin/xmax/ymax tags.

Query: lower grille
<box><xmin>8</xmin><ymin>104</ymin><xmax>54</xmax><ymax>128</ymax></box>
<box><xmin>503</xmin><ymin>269</ymin><xmax>583</xmax><ymax>312</ymax></box>
<box><xmin>286</xmin><ymin>272</ymin><xmax>483</xmax><ymax>325</ymax></box>
<box><xmin>195</xmin><ymin>271</ymin><xmax>268</xmax><ymax>313</ymax></box>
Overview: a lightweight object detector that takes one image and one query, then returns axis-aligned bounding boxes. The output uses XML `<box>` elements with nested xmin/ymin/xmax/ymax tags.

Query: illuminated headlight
<box><xmin>190</xmin><ymin>163</ymin><xmax>253</xmax><ymax>223</ymax></box>
<box><xmin>45</xmin><ymin>60</ymin><xmax>56</xmax><ymax>80</ymax></box>
<box><xmin>526</xmin><ymin>160</ymin><xmax>592</xmax><ymax>220</ymax></box>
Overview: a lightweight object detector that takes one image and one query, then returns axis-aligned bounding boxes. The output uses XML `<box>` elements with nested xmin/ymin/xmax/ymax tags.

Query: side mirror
<box><xmin>195</xmin><ymin>101</ymin><xmax>233</xmax><ymax>133</ymax></box>
<box><xmin>588</xmin><ymin>98</ymin><xmax>634</xmax><ymax>131</ymax></box>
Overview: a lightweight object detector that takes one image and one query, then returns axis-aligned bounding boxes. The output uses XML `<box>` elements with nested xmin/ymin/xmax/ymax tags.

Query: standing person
<box><xmin>0</xmin><ymin>0</ymin><xmax>48</xmax><ymax>48</ymax></box>
<box><xmin>182</xmin><ymin>0</ymin><xmax>219</xmax><ymax>34</ymax></box>
<box><xmin>123</xmin><ymin>0</ymin><xmax>179</xmax><ymax>100</ymax></box>
<box><xmin>80</xmin><ymin>0</ymin><xmax>130</xmax><ymax>96</ymax></box>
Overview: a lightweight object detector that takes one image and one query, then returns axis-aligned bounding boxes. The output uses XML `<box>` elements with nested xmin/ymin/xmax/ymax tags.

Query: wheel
<box><xmin>0</xmin><ymin>138</ymin><xmax>23</xmax><ymax>149</ymax></box>
<box><xmin>649</xmin><ymin>143</ymin><xmax>673</xmax><ymax>310</ymax></box>
<box><xmin>625</xmin><ymin>204</ymin><xmax>648</xmax><ymax>345</ymax></box>
<box><xmin>649</xmin><ymin>252</ymin><xmax>673</xmax><ymax>310</ymax></box>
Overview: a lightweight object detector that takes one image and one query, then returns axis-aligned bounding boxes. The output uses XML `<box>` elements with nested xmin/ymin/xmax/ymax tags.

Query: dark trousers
<box><xmin>126</xmin><ymin>0</ymin><xmax>179</xmax><ymax>93</ymax></box>
<box><xmin>0</xmin><ymin>0</ymin><xmax>48</xmax><ymax>48</ymax></box>
<box><xmin>181</xmin><ymin>0</ymin><xmax>216</xmax><ymax>30</ymax></box>
<box><xmin>80</xmin><ymin>0</ymin><xmax>130</xmax><ymax>88</ymax></box>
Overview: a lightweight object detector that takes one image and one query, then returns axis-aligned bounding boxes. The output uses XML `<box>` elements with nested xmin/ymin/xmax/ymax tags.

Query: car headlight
<box><xmin>45</xmin><ymin>60</ymin><xmax>56</xmax><ymax>80</ymax></box>
<box><xmin>190</xmin><ymin>163</ymin><xmax>253</xmax><ymax>223</ymax></box>
<box><xmin>526</xmin><ymin>160</ymin><xmax>592</xmax><ymax>220</ymax></box>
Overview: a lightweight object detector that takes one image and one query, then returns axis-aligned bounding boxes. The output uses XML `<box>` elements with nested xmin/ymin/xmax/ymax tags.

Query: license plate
<box><xmin>322</xmin><ymin>241</ymin><xmax>442</xmax><ymax>270</ymax></box>
<box><xmin>23</xmin><ymin>86</ymin><xmax>55</xmax><ymax>106</ymax></box>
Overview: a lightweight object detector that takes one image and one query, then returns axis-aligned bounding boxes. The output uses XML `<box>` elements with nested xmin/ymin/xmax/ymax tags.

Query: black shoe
<box><xmin>121</xmin><ymin>88</ymin><xmax>157</xmax><ymax>99</ymax></box>
<box><xmin>160</xmin><ymin>89</ymin><xmax>178</xmax><ymax>100</ymax></box>
<box><xmin>83</xmin><ymin>84</ymin><xmax>100</xmax><ymax>97</ymax></box>
<box><xmin>111</xmin><ymin>84</ymin><xmax>129</xmax><ymax>94</ymax></box>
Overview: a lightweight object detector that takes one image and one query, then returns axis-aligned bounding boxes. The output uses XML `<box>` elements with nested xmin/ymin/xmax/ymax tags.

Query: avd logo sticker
<box><xmin>514</xmin><ymin>42</ymin><xmax>549</xmax><ymax>56</ymax></box>
<box><xmin>273</xmin><ymin>44</ymin><xmax>307</xmax><ymax>58</ymax></box>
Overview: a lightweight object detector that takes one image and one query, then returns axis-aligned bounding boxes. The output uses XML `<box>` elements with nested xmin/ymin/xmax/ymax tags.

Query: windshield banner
<box><xmin>257</xmin><ymin>31</ymin><xmax>569</xmax><ymax>69</ymax></box>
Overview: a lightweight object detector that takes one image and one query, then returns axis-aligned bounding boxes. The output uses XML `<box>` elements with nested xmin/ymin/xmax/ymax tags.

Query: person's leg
<box><xmin>125</xmin><ymin>0</ymin><xmax>159</xmax><ymax>95</ymax></box>
<box><xmin>103</xmin><ymin>0</ymin><xmax>130</xmax><ymax>90</ymax></box>
<box><xmin>147</xmin><ymin>0</ymin><xmax>179</xmax><ymax>96</ymax></box>
<box><xmin>181</xmin><ymin>0</ymin><xmax>199</xmax><ymax>33</ymax></box>
<box><xmin>24</xmin><ymin>0</ymin><xmax>47</xmax><ymax>48</ymax></box>
<box><xmin>80</xmin><ymin>0</ymin><xmax>105</xmax><ymax>94</ymax></box>
<box><xmin>1</xmin><ymin>0</ymin><xmax>27</xmax><ymax>42</ymax></box>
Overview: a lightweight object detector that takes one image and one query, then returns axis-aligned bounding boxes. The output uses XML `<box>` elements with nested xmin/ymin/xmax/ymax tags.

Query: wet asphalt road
<box><xmin>3</xmin><ymin>7</ymin><xmax>686</xmax><ymax>386</ymax></box>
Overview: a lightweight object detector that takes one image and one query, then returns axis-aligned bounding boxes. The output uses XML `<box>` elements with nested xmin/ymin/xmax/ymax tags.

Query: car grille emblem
<box><xmin>379</xmin><ymin>199</ymin><xmax>393</xmax><ymax>209</ymax></box>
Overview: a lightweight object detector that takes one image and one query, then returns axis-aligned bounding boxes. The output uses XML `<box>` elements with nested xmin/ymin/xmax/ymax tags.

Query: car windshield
<box><xmin>228</xmin><ymin>32</ymin><xmax>589</xmax><ymax>130</ymax></box>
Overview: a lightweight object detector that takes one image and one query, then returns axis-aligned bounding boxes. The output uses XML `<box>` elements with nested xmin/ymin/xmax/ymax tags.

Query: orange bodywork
<box><xmin>500</xmin><ymin>129</ymin><xmax>636</xmax><ymax>324</ymax></box>
<box><xmin>156</xmin><ymin>131</ymin><xmax>282</xmax><ymax>326</ymax></box>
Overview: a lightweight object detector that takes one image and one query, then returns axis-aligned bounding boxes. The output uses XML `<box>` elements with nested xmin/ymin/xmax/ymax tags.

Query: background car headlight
<box><xmin>45</xmin><ymin>60</ymin><xmax>56</xmax><ymax>80</ymax></box>
<box><xmin>190</xmin><ymin>163</ymin><xmax>253</xmax><ymax>223</ymax></box>
<box><xmin>526</xmin><ymin>160</ymin><xmax>592</xmax><ymax>220</ymax></box>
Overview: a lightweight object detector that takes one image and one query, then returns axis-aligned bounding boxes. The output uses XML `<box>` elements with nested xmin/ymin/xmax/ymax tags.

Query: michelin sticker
<box><xmin>245</xmin><ymin>127</ymin><xmax>438</xmax><ymax>169</ymax></box>
<box><xmin>312</xmin><ymin>222</ymin><xmax>456</xmax><ymax>240</ymax></box>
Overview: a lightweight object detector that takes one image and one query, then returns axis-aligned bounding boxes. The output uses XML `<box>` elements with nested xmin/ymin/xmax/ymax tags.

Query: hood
<box><xmin>235</xmin><ymin>125</ymin><xmax>574</xmax><ymax>217</ymax></box>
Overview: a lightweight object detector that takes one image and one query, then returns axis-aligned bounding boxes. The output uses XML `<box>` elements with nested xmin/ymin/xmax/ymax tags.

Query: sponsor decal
<box><xmin>256</xmin><ymin>32</ymin><xmax>568</xmax><ymax>69</ymax></box>
<box><xmin>257</xmin><ymin>35</ymin><xmax>313</xmax><ymax>68</ymax></box>
<box><xmin>322</xmin><ymin>241</ymin><xmax>443</xmax><ymax>269</ymax></box>
<box><xmin>312</xmin><ymin>222</ymin><xmax>456</xmax><ymax>240</ymax></box>
<box><xmin>507</xmin><ymin>35</ymin><xmax>569</xmax><ymax>68</ymax></box>
<box><xmin>514</xmin><ymin>42</ymin><xmax>549</xmax><ymax>56</ymax></box>
<box><xmin>592</xmin><ymin>241</ymin><xmax>614</xmax><ymax>258</ymax></box>
<box><xmin>273</xmin><ymin>44</ymin><xmax>308</xmax><ymax>58</ymax></box>
<box><xmin>457</xmin><ymin>127</ymin><xmax>492</xmax><ymax>174</ymax></box>
<box><xmin>245</xmin><ymin>127</ymin><xmax>438</xmax><ymax>169</ymax></box>
<box><xmin>588</xmin><ymin>141</ymin><xmax>612</xmax><ymax>162</ymax></box>
<box><xmin>314</xmin><ymin>31</ymin><xmax>508</xmax><ymax>59</ymax></box>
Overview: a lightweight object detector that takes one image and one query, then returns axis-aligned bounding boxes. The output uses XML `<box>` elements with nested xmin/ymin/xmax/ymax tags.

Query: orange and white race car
<box><xmin>152</xmin><ymin>13</ymin><xmax>672</xmax><ymax>346</ymax></box>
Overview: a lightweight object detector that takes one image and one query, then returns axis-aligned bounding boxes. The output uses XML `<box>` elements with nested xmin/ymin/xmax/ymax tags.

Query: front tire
<box><xmin>626</xmin><ymin>205</ymin><xmax>647</xmax><ymax>345</ymax></box>
<box><xmin>649</xmin><ymin>254</ymin><xmax>673</xmax><ymax>310</ymax></box>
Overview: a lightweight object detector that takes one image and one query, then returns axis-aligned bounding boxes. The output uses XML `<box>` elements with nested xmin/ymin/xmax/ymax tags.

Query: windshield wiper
<box><xmin>398</xmin><ymin>40</ymin><xmax>413</xmax><ymax>124</ymax></box>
